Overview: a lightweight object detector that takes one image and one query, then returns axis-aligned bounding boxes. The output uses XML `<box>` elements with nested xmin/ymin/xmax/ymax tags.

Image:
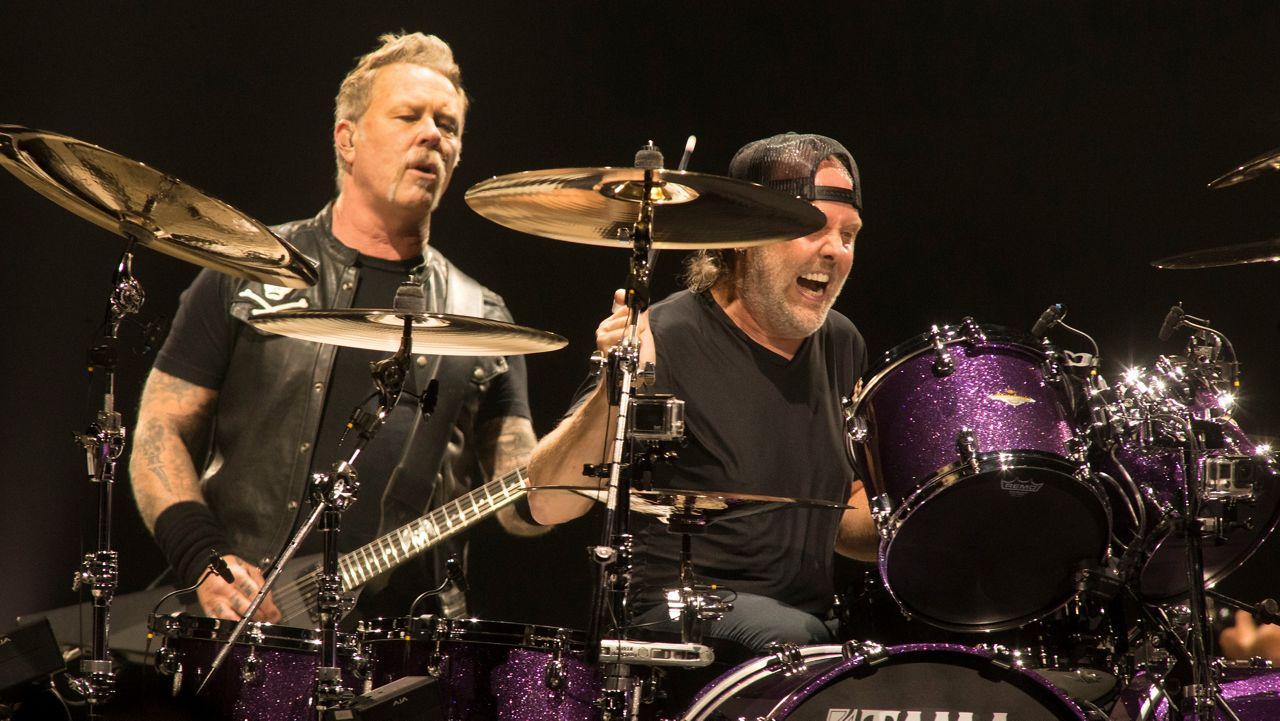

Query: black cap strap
<box><xmin>813</xmin><ymin>185</ymin><xmax>857</xmax><ymax>207</ymax></box>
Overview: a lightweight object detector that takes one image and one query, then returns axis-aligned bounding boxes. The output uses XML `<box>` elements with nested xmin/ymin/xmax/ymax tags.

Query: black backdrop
<box><xmin>2</xmin><ymin>4</ymin><xmax>1279</xmax><ymax>636</ymax></box>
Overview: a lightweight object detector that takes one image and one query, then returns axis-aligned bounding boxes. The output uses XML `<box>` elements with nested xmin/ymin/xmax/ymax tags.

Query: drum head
<box><xmin>883</xmin><ymin>454</ymin><xmax>1110</xmax><ymax>631</ymax></box>
<box><xmin>778</xmin><ymin>645</ymin><xmax>1084</xmax><ymax>721</ymax></box>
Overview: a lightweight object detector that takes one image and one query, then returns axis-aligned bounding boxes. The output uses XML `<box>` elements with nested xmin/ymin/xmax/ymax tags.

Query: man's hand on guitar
<box><xmin>197</xmin><ymin>555</ymin><xmax>282</xmax><ymax>623</ymax></box>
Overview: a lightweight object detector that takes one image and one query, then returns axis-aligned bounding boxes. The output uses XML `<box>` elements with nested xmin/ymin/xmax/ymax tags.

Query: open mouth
<box><xmin>408</xmin><ymin>160</ymin><xmax>439</xmax><ymax>179</ymax></box>
<box><xmin>796</xmin><ymin>271</ymin><xmax>830</xmax><ymax>296</ymax></box>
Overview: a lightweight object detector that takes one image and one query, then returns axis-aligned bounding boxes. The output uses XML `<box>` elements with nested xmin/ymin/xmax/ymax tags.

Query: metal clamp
<box><xmin>929</xmin><ymin>325</ymin><xmax>955</xmax><ymax>377</ymax></box>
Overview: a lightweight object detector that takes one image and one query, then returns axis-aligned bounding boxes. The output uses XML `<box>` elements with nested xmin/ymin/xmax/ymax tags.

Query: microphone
<box><xmin>1030</xmin><ymin>303</ymin><xmax>1065</xmax><ymax>338</ymax></box>
<box><xmin>445</xmin><ymin>556</ymin><xmax>469</xmax><ymax>594</ymax></box>
<box><xmin>1158</xmin><ymin>303</ymin><xmax>1185</xmax><ymax>341</ymax></box>
<box><xmin>208</xmin><ymin>550</ymin><xmax>235</xmax><ymax>584</ymax></box>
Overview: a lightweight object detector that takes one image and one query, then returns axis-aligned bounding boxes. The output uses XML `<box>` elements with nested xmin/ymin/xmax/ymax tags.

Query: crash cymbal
<box><xmin>465</xmin><ymin>167</ymin><xmax>826</xmax><ymax>249</ymax></box>
<box><xmin>0</xmin><ymin>125</ymin><xmax>317</xmax><ymax>287</ymax></box>
<box><xmin>1152</xmin><ymin>235</ymin><xmax>1280</xmax><ymax>269</ymax></box>
<box><xmin>248</xmin><ymin>309</ymin><xmax>567</xmax><ymax>355</ymax></box>
<box><xmin>533</xmin><ymin>485</ymin><xmax>852</xmax><ymax>524</ymax></box>
<box><xmin>1208</xmin><ymin>146</ymin><xmax>1280</xmax><ymax>189</ymax></box>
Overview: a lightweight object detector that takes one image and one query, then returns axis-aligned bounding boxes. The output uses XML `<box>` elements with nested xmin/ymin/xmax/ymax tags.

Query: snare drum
<box><xmin>149</xmin><ymin>614</ymin><xmax>358</xmax><ymax>721</ymax></box>
<box><xmin>680</xmin><ymin>643</ymin><xmax>1085</xmax><ymax>720</ymax></box>
<box><xmin>359</xmin><ymin>617</ymin><xmax>599</xmax><ymax>721</ymax></box>
<box><xmin>847</xmin><ymin>320</ymin><xmax>1111</xmax><ymax>632</ymax></box>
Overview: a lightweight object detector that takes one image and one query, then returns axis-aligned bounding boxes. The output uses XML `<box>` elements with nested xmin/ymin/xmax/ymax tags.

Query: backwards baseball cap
<box><xmin>727</xmin><ymin>132</ymin><xmax>862</xmax><ymax>211</ymax></box>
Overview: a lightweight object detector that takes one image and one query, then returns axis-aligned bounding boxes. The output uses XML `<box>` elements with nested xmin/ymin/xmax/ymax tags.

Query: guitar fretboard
<box><xmin>337</xmin><ymin>468</ymin><xmax>528</xmax><ymax>589</ymax></box>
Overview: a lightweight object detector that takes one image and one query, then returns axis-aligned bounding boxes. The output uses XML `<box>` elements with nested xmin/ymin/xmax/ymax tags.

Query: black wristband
<box><xmin>153</xmin><ymin>501</ymin><xmax>233</xmax><ymax>589</ymax></box>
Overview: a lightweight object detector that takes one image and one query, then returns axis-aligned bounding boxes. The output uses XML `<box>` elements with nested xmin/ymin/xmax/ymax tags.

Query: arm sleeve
<box><xmin>153</xmin><ymin>270</ymin><xmax>237</xmax><ymax>390</ymax></box>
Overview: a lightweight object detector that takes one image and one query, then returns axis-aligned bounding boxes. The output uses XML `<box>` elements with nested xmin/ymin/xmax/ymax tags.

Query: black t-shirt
<box><xmin>630</xmin><ymin>290</ymin><xmax>867</xmax><ymax>615</ymax></box>
<box><xmin>155</xmin><ymin>253</ymin><xmax>529</xmax><ymax>557</ymax></box>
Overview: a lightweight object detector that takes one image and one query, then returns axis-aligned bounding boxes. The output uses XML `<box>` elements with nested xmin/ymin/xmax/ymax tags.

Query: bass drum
<box><xmin>847</xmin><ymin>320</ymin><xmax>1111</xmax><ymax>632</ymax></box>
<box><xmin>679</xmin><ymin>643</ymin><xmax>1085</xmax><ymax>721</ymax></box>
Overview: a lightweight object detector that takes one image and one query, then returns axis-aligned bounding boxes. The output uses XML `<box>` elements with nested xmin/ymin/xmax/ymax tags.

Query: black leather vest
<box><xmin>199</xmin><ymin>204</ymin><xmax>512</xmax><ymax>568</ymax></box>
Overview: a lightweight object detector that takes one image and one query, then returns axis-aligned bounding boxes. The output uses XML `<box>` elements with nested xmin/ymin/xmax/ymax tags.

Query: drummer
<box><xmin>130</xmin><ymin>32</ymin><xmax>545</xmax><ymax>624</ymax></box>
<box><xmin>528</xmin><ymin>132</ymin><xmax>879</xmax><ymax>652</ymax></box>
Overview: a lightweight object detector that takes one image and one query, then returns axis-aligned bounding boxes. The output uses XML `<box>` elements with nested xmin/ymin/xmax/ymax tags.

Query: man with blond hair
<box><xmin>132</xmin><ymin>32</ymin><xmax>542</xmax><ymax>624</ymax></box>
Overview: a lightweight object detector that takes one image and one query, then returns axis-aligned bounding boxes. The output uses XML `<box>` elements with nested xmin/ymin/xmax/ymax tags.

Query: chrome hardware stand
<box><xmin>194</xmin><ymin>284</ymin><xmax>430</xmax><ymax>718</ymax></box>
<box><xmin>67</xmin><ymin>242</ymin><xmax>145</xmax><ymax>715</ymax></box>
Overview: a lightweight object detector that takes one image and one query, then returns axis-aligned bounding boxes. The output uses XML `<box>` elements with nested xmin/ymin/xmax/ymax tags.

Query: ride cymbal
<box><xmin>248</xmin><ymin>309</ymin><xmax>567</xmax><ymax>355</ymax></box>
<box><xmin>0</xmin><ymin>125</ymin><xmax>317</xmax><ymax>287</ymax></box>
<box><xmin>465</xmin><ymin>167</ymin><xmax>826</xmax><ymax>249</ymax></box>
<box><xmin>1152</xmin><ymin>236</ymin><xmax>1280</xmax><ymax>269</ymax></box>
<box><xmin>1208</xmin><ymin>146</ymin><xmax>1280</xmax><ymax>189</ymax></box>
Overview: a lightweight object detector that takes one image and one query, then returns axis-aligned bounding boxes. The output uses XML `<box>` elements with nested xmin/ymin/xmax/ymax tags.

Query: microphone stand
<box><xmin>194</xmin><ymin>284</ymin><xmax>426</xmax><ymax>719</ymax></box>
<box><xmin>67</xmin><ymin>236</ymin><xmax>146</xmax><ymax>716</ymax></box>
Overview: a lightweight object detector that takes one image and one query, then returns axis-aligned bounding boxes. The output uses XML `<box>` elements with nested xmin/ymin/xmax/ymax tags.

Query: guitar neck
<box><xmin>338</xmin><ymin>468</ymin><xmax>528</xmax><ymax>589</ymax></box>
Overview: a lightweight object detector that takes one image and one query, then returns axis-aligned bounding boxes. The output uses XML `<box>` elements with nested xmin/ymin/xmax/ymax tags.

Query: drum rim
<box><xmin>358</xmin><ymin>615</ymin><xmax>586</xmax><ymax>650</ymax></box>
<box><xmin>877</xmin><ymin>451</ymin><xmax>1112</xmax><ymax>632</ymax></box>
<box><xmin>149</xmin><ymin>613</ymin><xmax>356</xmax><ymax>653</ymax></box>
<box><xmin>679</xmin><ymin>645</ymin><xmax>845</xmax><ymax>721</ymax></box>
<box><xmin>779</xmin><ymin>643</ymin><xmax>1086</xmax><ymax>720</ymax></box>
<box><xmin>852</xmin><ymin>321</ymin><xmax>1055</xmax><ymax>412</ymax></box>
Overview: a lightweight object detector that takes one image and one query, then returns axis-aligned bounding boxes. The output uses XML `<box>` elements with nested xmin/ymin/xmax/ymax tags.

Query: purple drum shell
<box><xmin>856</xmin><ymin>336</ymin><xmax>1076</xmax><ymax>488</ymax></box>
<box><xmin>852</xmin><ymin>325</ymin><xmax>1109</xmax><ymax>632</ymax></box>
<box><xmin>1106</xmin><ymin>420</ymin><xmax>1280</xmax><ymax>603</ymax></box>
<box><xmin>361</xmin><ymin>618</ymin><xmax>599</xmax><ymax>721</ymax></box>
<box><xmin>1113</xmin><ymin>666</ymin><xmax>1280</xmax><ymax>720</ymax></box>
<box><xmin>682</xmin><ymin>643</ymin><xmax>1085</xmax><ymax>720</ymax></box>
<box><xmin>154</xmin><ymin>616</ymin><xmax>358</xmax><ymax>721</ymax></box>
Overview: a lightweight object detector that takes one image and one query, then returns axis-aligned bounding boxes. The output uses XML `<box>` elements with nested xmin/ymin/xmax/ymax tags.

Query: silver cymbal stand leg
<box><xmin>68</xmin><ymin>243</ymin><xmax>145</xmax><ymax>715</ymax></box>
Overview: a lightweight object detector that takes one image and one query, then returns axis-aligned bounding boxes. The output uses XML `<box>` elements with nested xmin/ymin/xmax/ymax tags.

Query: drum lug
<box><xmin>959</xmin><ymin>316</ymin><xmax>986</xmax><ymax>347</ymax></box>
<box><xmin>764</xmin><ymin>642</ymin><xmax>807</xmax><ymax>676</ymax></box>
<box><xmin>929</xmin><ymin>325</ymin><xmax>955</xmax><ymax>377</ymax></box>
<box><xmin>870</xmin><ymin>494</ymin><xmax>894</xmax><ymax>534</ymax></box>
<box><xmin>977</xmin><ymin>643</ymin><xmax>1023</xmax><ymax>670</ymax></box>
<box><xmin>956</xmin><ymin>429</ymin><xmax>980</xmax><ymax>475</ymax></box>
<box><xmin>844</xmin><ymin>406</ymin><xmax>868</xmax><ymax>444</ymax></box>
<box><xmin>841</xmin><ymin>640</ymin><xmax>888</xmax><ymax>665</ymax></box>
<box><xmin>543</xmin><ymin>658</ymin><xmax>566</xmax><ymax>690</ymax></box>
<box><xmin>240</xmin><ymin>650</ymin><xmax>261</xmax><ymax>684</ymax></box>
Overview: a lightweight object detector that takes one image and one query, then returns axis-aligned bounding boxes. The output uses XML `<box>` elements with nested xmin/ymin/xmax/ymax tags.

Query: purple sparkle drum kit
<box><xmin>846</xmin><ymin>320</ymin><xmax>1110</xmax><ymax>632</ymax></box>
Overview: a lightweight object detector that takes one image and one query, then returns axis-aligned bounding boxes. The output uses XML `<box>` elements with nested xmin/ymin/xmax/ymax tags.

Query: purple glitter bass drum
<box><xmin>150</xmin><ymin>614</ymin><xmax>359</xmax><ymax>721</ymax></box>
<box><xmin>1111</xmin><ymin>663</ymin><xmax>1280</xmax><ymax>720</ymax></box>
<box><xmin>358</xmin><ymin>616</ymin><xmax>600</xmax><ymax>721</ymax></box>
<box><xmin>847</xmin><ymin>320</ymin><xmax>1111</xmax><ymax>632</ymax></box>
<box><xmin>679</xmin><ymin>643</ymin><xmax>1086</xmax><ymax>721</ymax></box>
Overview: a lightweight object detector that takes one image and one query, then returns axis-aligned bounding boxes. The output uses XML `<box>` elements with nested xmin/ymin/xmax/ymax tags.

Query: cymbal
<box><xmin>1151</xmin><ymin>235</ymin><xmax>1280</xmax><ymax>269</ymax></box>
<box><xmin>248</xmin><ymin>309</ymin><xmax>567</xmax><ymax>355</ymax></box>
<box><xmin>1208</xmin><ymin>146</ymin><xmax>1280</xmax><ymax>189</ymax></box>
<box><xmin>0</xmin><ymin>125</ymin><xmax>318</xmax><ymax>287</ymax></box>
<box><xmin>465</xmin><ymin>167</ymin><xmax>826</xmax><ymax>249</ymax></box>
<box><xmin>532</xmin><ymin>485</ymin><xmax>852</xmax><ymax>524</ymax></box>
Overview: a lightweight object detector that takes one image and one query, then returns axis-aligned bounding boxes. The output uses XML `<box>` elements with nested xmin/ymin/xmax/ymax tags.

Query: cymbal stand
<box><xmin>195</xmin><ymin>284</ymin><xmax>426</xmax><ymax>717</ymax></box>
<box><xmin>68</xmin><ymin>239</ymin><xmax>145</xmax><ymax>714</ymax></box>
<box><xmin>584</xmin><ymin>142</ymin><xmax>664</xmax><ymax>721</ymax></box>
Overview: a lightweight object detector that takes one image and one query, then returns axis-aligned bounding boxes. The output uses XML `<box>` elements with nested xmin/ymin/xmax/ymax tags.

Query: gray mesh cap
<box><xmin>727</xmin><ymin>132</ymin><xmax>862</xmax><ymax>211</ymax></box>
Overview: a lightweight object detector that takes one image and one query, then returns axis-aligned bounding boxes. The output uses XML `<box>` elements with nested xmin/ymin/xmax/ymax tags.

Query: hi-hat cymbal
<box><xmin>533</xmin><ymin>485</ymin><xmax>852</xmax><ymax>524</ymax></box>
<box><xmin>465</xmin><ymin>167</ymin><xmax>826</xmax><ymax>249</ymax></box>
<box><xmin>1208</xmin><ymin>146</ymin><xmax>1280</xmax><ymax>189</ymax></box>
<box><xmin>0</xmin><ymin>125</ymin><xmax>317</xmax><ymax>287</ymax></box>
<box><xmin>248</xmin><ymin>309</ymin><xmax>567</xmax><ymax>355</ymax></box>
<box><xmin>1152</xmin><ymin>235</ymin><xmax>1280</xmax><ymax>269</ymax></box>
